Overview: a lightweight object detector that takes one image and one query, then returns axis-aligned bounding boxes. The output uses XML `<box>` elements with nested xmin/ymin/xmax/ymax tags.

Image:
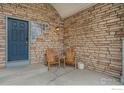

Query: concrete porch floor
<box><xmin>0</xmin><ymin>64</ymin><xmax>121</xmax><ymax>85</ymax></box>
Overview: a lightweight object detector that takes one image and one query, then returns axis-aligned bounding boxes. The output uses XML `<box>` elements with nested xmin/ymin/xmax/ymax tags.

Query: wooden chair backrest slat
<box><xmin>46</xmin><ymin>48</ymin><xmax>56</xmax><ymax>62</ymax></box>
<box><xmin>66</xmin><ymin>48</ymin><xmax>75</xmax><ymax>62</ymax></box>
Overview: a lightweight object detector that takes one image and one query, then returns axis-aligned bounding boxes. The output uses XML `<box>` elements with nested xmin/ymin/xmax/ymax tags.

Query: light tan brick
<box><xmin>64</xmin><ymin>3</ymin><xmax>123</xmax><ymax>78</ymax></box>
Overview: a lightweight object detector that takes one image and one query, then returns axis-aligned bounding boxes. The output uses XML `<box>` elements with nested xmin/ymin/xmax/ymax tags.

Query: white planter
<box><xmin>78</xmin><ymin>62</ymin><xmax>84</xmax><ymax>69</ymax></box>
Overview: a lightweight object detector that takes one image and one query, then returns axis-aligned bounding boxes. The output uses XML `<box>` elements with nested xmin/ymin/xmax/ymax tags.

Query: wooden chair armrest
<box><xmin>55</xmin><ymin>55</ymin><xmax>60</xmax><ymax>62</ymax></box>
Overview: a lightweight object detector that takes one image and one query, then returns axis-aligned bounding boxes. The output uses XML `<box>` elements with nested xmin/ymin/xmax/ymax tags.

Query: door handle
<box><xmin>25</xmin><ymin>41</ymin><xmax>28</xmax><ymax>44</ymax></box>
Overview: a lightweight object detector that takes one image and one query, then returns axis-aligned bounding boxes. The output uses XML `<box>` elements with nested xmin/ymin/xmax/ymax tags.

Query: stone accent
<box><xmin>0</xmin><ymin>3</ymin><xmax>123</xmax><ymax>78</ymax></box>
<box><xmin>0</xmin><ymin>4</ymin><xmax>63</xmax><ymax>67</ymax></box>
<box><xmin>63</xmin><ymin>3</ymin><xmax>124</xmax><ymax>78</ymax></box>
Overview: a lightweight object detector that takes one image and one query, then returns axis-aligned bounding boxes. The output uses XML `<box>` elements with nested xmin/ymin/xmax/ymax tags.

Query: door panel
<box><xmin>8</xmin><ymin>18</ymin><xmax>28</xmax><ymax>61</ymax></box>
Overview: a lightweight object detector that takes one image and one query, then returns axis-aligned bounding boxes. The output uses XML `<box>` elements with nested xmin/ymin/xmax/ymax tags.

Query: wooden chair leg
<box><xmin>48</xmin><ymin>63</ymin><xmax>50</xmax><ymax>71</ymax></box>
<box><xmin>74</xmin><ymin>58</ymin><xmax>77</xmax><ymax>69</ymax></box>
<box><xmin>74</xmin><ymin>63</ymin><xmax>77</xmax><ymax>69</ymax></box>
<box><xmin>58</xmin><ymin>62</ymin><xmax>60</xmax><ymax>68</ymax></box>
<box><xmin>64</xmin><ymin>62</ymin><xmax>65</xmax><ymax>68</ymax></box>
<box><xmin>56</xmin><ymin>58</ymin><xmax>60</xmax><ymax>69</ymax></box>
<box><xmin>64</xmin><ymin>58</ymin><xmax>66</xmax><ymax>68</ymax></box>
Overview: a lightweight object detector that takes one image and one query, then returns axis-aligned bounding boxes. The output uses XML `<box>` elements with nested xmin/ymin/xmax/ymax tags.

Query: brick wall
<box><xmin>0</xmin><ymin>3</ymin><xmax>123</xmax><ymax>78</ymax></box>
<box><xmin>0</xmin><ymin>4</ymin><xmax>63</xmax><ymax>67</ymax></box>
<box><xmin>64</xmin><ymin>3</ymin><xmax>124</xmax><ymax>78</ymax></box>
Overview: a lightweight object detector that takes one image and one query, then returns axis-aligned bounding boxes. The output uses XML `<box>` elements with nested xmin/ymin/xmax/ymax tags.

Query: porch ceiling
<box><xmin>51</xmin><ymin>3</ymin><xmax>96</xmax><ymax>18</ymax></box>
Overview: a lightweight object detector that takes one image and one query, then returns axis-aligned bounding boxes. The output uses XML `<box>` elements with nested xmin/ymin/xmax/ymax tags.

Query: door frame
<box><xmin>5</xmin><ymin>16</ymin><xmax>31</xmax><ymax>66</ymax></box>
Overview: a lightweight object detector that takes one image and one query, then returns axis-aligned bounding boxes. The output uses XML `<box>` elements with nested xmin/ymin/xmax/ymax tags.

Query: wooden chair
<box><xmin>64</xmin><ymin>48</ymin><xmax>77</xmax><ymax>69</ymax></box>
<box><xmin>45</xmin><ymin>48</ymin><xmax>60</xmax><ymax>70</ymax></box>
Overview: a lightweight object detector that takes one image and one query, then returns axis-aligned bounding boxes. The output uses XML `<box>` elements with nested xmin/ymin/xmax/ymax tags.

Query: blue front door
<box><xmin>8</xmin><ymin>18</ymin><xmax>29</xmax><ymax>61</ymax></box>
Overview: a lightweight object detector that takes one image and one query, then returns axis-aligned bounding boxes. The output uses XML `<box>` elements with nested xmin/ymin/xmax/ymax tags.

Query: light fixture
<box><xmin>55</xmin><ymin>26</ymin><xmax>60</xmax><ymax>31</ymax></box>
